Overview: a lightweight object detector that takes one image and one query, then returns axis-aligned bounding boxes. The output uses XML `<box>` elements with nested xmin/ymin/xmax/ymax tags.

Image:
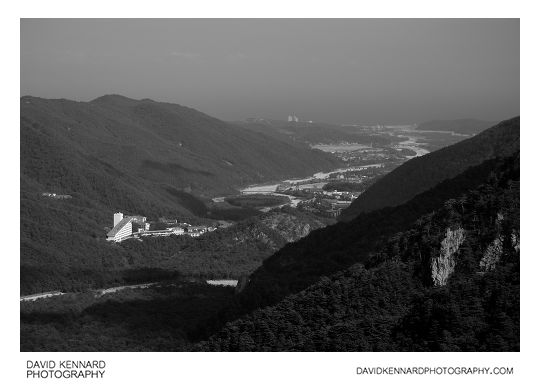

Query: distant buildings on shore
<box><xmin>246</xmin><ymin>116</ymin><xmax>313</xmax><ymax>124</ymax></box>
<box><xmin>106</xmin><ymin>212</ymin><xmax>216</xmax><ymax>243</ymax></box>
<box><xmin>288</xmin><ymin>114</ymin><xmax>299</xmax><ymax>122</ymax></box>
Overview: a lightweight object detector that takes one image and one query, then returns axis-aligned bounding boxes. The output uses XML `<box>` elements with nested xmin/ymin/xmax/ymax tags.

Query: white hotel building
<box><xmin>106</xmin><ymin>212</ymin><xmax>134</xmax><ymax>242</ymax></box>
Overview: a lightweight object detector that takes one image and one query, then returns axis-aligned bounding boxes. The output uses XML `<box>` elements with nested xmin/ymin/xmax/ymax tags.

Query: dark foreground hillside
<box><xmin>340</xmin><ymin>117</ymin><xmax>519</xmax><ymax>221</ymax></box>
<box><xmin>198</xmin><ymin>155</ymin><xmax>519</xmax><ymax>351</ymax></box>
<box><xmin>233</xmin><ymin>154</ymin><xmax>519</xmax><ymax>317</ymax></box>
<box><xmin>20</xmin><ymin>155</ymin><xmax>519</xmax><ymax>351</ymax></box>
<box><xmin>21</xmin><ymin>282</ymin><xmax>236</xmax><ymax>352</ymax></box>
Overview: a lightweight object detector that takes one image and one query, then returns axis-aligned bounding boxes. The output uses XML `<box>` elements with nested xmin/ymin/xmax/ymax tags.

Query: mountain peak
<box><xmin>90</xmin><ymin>94</ymin><xmax>141</xmax><ymax>105</ymax></box>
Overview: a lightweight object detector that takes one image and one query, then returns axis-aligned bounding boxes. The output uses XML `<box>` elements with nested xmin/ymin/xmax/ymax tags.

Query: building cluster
<box><xmin>297</xmin><ymin>198</ymin><xmax>351</xmax><ymax>218</ymax></box>
<box><xmin>42</xmin><ymin>192</ymin><xmax>72</xmax><ymax>199</ymax></box>
<box><xmin>106</xmin><ymin>212</ymin><xmax>216</xmax><ymax>243</ymax></box>
<box><xmin>273</xmin><ymin>178</ymin><xmax>360</xmax><ymax>218</ymax></box>
<box><xmin>276</xmin><ymin>183</ymin><xmax>359</xmax><ymax>202</ymax></box>
<box><xmin>287</xmin><ymin>114</ymin><xmax>299</xmax><ymax>122</ymax></box>
<box><xmin>323</xmin><ymin>190</ymin><xmax>359</xmax><ymax>201</ymax></box>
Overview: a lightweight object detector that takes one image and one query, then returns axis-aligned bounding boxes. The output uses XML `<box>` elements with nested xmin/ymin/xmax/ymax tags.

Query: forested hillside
<box><xmin>20</xmin><ymin>154</ymin><xmax>519</xmax><ymax>352</ymax></box>
<box><xmin>229</xmin><ymin>154</ymin><xmax>519</xmax><ymax>317</ymax></box>
<box><xmin>22</xmin><ymin>95</ymin><xmax>340</xmax><ymax>199</ymax></box>
<box><xmin>238</xmin><ymin>119</ymin><xmax>394</xmax><ymax>146</ymax></box>
<box><xmin>198</xmin><ymin>155</ymin><xmax>519</xmax><ymax>351</ymax></box>
<box><xmin>20</xmin><ymin>95</ymin><xmax>341</xmax><ymax>294</ymax></box>
<box><xmin>339</xmin><ymin>117</ymin><xmax>519</xmax><ymax>221</ymax></box>
<box><xmin>21</xmin><ymin>206</ymin><xmax>328</xmax><ymax>295</ymax></box>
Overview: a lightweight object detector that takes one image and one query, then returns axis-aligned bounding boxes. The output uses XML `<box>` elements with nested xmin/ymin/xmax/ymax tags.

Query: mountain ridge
<box><xmin>339</xmin><ymin>117</ymin><xmax>519</xmax><ymax>221</ymax></box>
<box><xmin>20</xmin><ymin>95</ymin><xmax>341</xmax><ymax>293</ymax></box>
<box><xmin>416</xmin><ymin>118</ymin><xmax>496</xmax><ymax>134</ymax></box>
<box><xmin>197</xmin><ymin>154</ymin><xmax>519</xmax><ymax>351</ymax></box>
<box><xmin>232</xmin><ymin>154</ymin><xmax>519</xmax><ymax>313</ymax></box>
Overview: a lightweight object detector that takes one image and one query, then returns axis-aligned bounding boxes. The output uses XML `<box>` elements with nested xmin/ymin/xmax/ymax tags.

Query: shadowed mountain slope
<box><xmin>339</xmin><ymin>117</ymin><xmax>519</xmax><ymax>222</ymax></box>
<box><xmin>198</xmin><ymin>154</ymin><xmax>519</xmax><ymax>351</ymax></box>
<box><xmin>215</xmin><ymin>154</ymin><xmax>519</xmax><ymax>326</ymax></box>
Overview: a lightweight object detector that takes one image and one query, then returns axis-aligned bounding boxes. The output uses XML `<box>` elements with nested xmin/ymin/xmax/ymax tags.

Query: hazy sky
<box><xmin>21</xmin><ymin>19</ymin><xmax>519</xmax><ymax>124</ymax></box>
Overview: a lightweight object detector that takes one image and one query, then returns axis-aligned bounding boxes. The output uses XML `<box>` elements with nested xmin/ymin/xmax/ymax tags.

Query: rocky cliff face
<box><xmin>232</xmin><ymin>225</ymin><xmax>279</xmax><ymax>248</ymax></box>
<box><xmin>258</xmin><ymin>210</ymin><xmax>329</xmax><ymax>243</ymax></box>
<box><xmin>431</xmin><ymin>227</ymin><xmax>466</xmax><ymax>286</ymax></box>
<box><xmin>479</xmin><ymin>232</ymin><xmax>519</xmax><ymax>272</ymax></box>
<box><xmin>480</xmin><ymin>236</ymin><xmax>503</xmax><ymax>272</ymax></box>
<box><xmin>479</xmin><ymin>212</ymin><xmax>519</xmax><ymax>272</ymax></box>
<box><xmin>512</xmin><ymin>231</ymin><xmax>520</xmax><ymax>252</ymax></box>
<box><xmin>228</xmin><ymin>209</ymin><xmax>330</xmax><ymax>257</ymax></box>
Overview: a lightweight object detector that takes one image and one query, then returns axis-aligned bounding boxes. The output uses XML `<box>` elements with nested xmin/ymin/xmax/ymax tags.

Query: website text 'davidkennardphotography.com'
<box><xmin>356</xmin><ymin>366</ymin><xmax>514</xmax><ymax>376</ymax></box>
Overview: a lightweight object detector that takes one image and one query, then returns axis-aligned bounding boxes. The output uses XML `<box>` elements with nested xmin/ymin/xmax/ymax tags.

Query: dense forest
<box><xmin>21</xmin><ymin>282</ymin><xmax>235</xmax><ymax>351</ymax></box>
<box><xmin>21</xmin><ymin>153</ymin><xmax>519</xmax><ymax>351</ymax></box>
<box><xmin>20</xmin><ymin>95</ymin><xmax>342</xmax><ymax>294</ymax></box>
<box><xmin>21</xmin><ymin>95</ymin><xmax>340</xmax><ymax>199</ymax></box>
<box><xmin>20</xmin><ymin>107</ymin><xmax>520</xmax><ymax>352</ymax></box>
<box><xmin>20</xmin><ymin>206</ymin><xmax>329</xmax><ymax>295</ymax></box>
<box><xmin>197</xmin><ymin>155</ymin><xmax>519</xmax><ymax>351</ymax></box>
<box><xmin>231</xmin><ymin>155</ymin><xmax>519</xmax><ymax>317</ymax></box>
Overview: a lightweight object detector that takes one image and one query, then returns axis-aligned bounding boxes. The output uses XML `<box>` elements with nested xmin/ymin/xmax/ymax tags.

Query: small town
<box><xmin>238</xmin><ymin>164</ymin><xmax>390</xmax><ymax>218</ymax></box>
<box><xmin>106</xmin><ymin>212</ymin><xmax>217</xmax><ymax>243</ymax></box>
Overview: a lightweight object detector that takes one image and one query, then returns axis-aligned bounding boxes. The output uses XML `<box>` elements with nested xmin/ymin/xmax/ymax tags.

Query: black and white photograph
<box><xmin>6</xmin><ymin>1</ymin><xmax>537</xmax><ymax>383</ymax></box>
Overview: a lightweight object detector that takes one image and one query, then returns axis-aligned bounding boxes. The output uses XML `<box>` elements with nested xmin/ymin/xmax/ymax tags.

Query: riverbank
<box><xmin>240</xmin><ymin>163</ymin><xmax>385</xmax><ymax>195</ymax></box>
<box><xmin>214</xmin><ymin>135</ymin><xmax>433</xmax><ymax>214</ymax></box>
